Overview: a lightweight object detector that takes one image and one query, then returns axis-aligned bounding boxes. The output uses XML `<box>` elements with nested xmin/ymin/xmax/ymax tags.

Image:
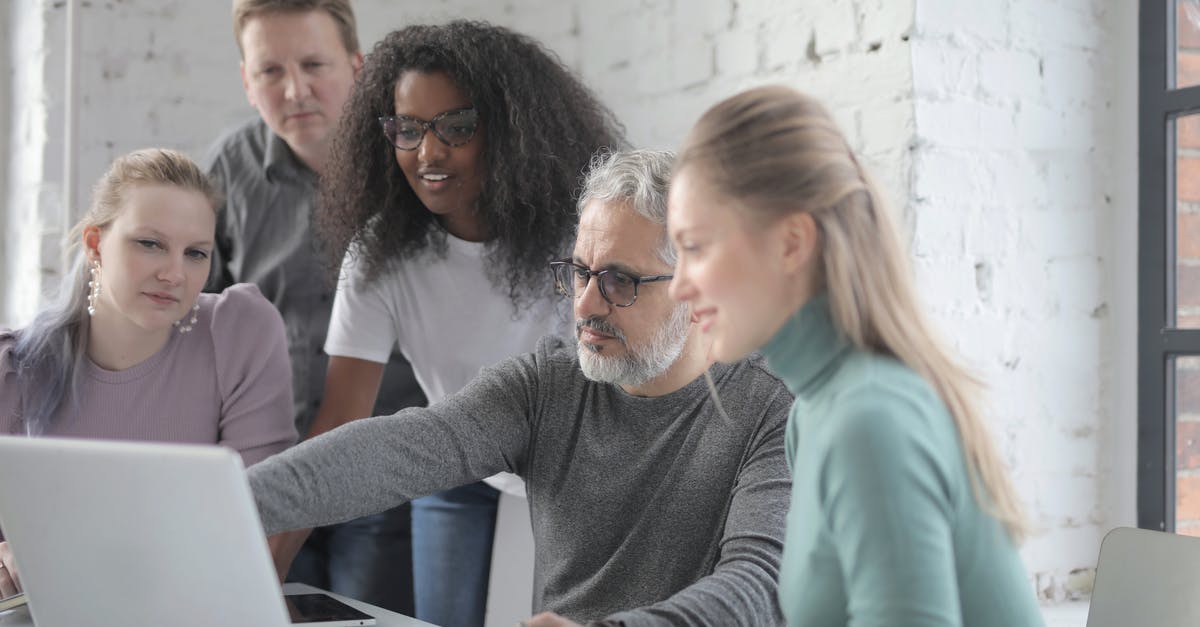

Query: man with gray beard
<box><xmin>245</xmin><ymin>150</ymin><xmax>792</xmax><ymax>627</ymax></box>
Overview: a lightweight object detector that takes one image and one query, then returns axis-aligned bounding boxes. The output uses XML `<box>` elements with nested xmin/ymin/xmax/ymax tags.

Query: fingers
<box><xmin>523</xmin><ymin>612</ymin><xmax>581</xmax><ymax>627</ymax></box>
<box><xmin>0</xmin><ymin>572</ymin><xmax>15</xmax><ymax>599</ymax></box>
<box><xmin>0</xmin><ymin>542</ymin><xmax>21</xmax><ymax>597</ymax></box>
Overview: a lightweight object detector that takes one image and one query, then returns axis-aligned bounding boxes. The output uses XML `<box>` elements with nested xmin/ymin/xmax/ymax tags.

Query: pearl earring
<box><xmin>87</xmin><ymin>261</ymin><xmax>102</xmax><ymax>316</ymax></box>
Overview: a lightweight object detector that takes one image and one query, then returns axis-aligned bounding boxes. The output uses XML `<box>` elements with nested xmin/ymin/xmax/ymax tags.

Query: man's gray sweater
<box><xmin>248</xmin><ymin>336</ymin><xmax>792</xmax><ymax>625</ymax></box>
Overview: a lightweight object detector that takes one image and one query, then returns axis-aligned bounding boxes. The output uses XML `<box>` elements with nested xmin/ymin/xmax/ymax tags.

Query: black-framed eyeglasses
<box><xmin>550</xmin><ymin>259</ymin><xmax>673</xmax><ymax>308</ymax></box>
<box><xmin>378</xmin><ymin>108</ymin><xmax>479</xmax><ymax>151</ymax></box>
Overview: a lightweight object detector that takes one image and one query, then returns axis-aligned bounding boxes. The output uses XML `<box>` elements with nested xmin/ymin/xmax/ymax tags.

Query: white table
<box><xmin>0</xmin><ymin>582</ymin><xmax>436</xmax><ymax>626</ymax></box>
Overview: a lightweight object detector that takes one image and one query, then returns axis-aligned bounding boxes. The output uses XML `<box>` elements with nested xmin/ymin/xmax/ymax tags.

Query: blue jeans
<box><xmin>287</xmin><ymin>503</ymin><xmax>413</xmax><ymax>615</ymax></box>
<box><xmin>411</xmin><ymin>482</ymin><xmax>499</xmax><ymax>627</ymax></box>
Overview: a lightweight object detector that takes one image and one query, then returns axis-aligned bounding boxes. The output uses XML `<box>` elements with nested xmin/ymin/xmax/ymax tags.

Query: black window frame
<box><xmin>1139</xmin><ymin>0</ymin><xmax>1200</xmax><ymax>530</ymax></box>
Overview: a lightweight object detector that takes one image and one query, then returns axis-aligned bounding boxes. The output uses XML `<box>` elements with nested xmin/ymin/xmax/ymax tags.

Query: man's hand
<box><xmin>0</xmin><ymin>541</ymin><xmax>21</xmax><ymax>598</ymax></box>
<box><xmin>522</xmin><ymin>612</ymin><xmax>583</xmax><ymax>627</ymax></box>
<box><xmin>267</xmin><ymin>529</ymin><xmax>312</xmax><ymax>582</ymax></box>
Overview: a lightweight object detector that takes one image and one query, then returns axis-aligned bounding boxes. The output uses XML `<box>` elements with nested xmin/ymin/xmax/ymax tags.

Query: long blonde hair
<box><xmin>12</xmin><ymin>148</ymin><xmax>220</xmax><ymax>435</ymax></box>
<box><xmin>677</xmin><ymin>85</ymin><xmax>1029</xmax><ymax>542</ymax></box>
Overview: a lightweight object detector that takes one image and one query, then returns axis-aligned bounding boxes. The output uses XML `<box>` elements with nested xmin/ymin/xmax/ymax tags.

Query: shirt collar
<box><xmin>760</xmin><ymin>291</ymin><xmax>850</xmax><ymax>399</ymax></box>
<box><xmin>262</xmin><ymin>127</ymin><xmax>315</xmax><ymax>185</ymax></box>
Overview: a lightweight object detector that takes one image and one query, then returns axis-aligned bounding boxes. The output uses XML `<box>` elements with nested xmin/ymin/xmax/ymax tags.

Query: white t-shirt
<box><xmin>325</xmin><ymin>234</ymin><xmax>571</xmax><ymax>496</ymax></box>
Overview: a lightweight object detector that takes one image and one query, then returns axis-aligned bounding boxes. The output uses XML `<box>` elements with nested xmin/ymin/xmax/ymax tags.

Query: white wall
<box><xmin>3</xmin><ymin>0</ymin><xmax>68</xmax><ymax>329</ymax></box>
<box><xmin>910</xmin><ymin>0</ymin><xmax>1136</xmax><ymax>602</ymax></box>
<box><xmin>0</xmin><ymin>2</ymin><xmax>9</xmax><ymax>320</ymax></box>
<box><xmin>0</xmin><ymin>0</ymin><xmax>1139</xmax><ymax>616</ymax></box>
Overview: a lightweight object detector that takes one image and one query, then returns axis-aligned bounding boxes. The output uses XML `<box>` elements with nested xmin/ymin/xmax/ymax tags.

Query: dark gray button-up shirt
<box><xmin>204</xmin><ymin>118</ymin><xmax>424</xmax><ymax>436</ymax></box>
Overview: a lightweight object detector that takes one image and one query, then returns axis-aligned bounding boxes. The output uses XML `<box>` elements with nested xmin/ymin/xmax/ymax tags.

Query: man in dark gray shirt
<box><xmin>205</xmin><ymin>0</ymin><xmax>423</xmax><ymax>615</ymax></box>
<box><xmin>249</xmin><ymin>150</ymin><xmax>792</xmax><ymax>626</ymax></box>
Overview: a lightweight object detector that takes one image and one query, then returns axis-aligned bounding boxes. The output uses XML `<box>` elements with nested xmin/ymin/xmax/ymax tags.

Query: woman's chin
<box><xmin>710</xmin><ymin>336</ymin><xmax>754</xmax><ymax>364</ymax></box>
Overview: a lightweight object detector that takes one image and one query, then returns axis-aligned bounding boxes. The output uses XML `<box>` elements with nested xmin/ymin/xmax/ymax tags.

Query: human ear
<box><xmin>81</xmin><ymin>225</ymin><xmax>103</xmax><ymax>263</ymax></box>
<box><xmin>779</xmin><ymin>212</ymin><xmax>818</xmax><ymax>275</ymax></box>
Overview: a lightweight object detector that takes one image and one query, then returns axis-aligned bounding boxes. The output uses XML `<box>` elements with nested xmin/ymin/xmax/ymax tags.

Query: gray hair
<box><xmin>576</xmin><ymin>149</ymin><xmax>677</xmax><ymax>266</ymax></box>
<box><xmin>12</xmin><ymin>254</ymin><xmax>91</xmax><ymax>435</ymax></box>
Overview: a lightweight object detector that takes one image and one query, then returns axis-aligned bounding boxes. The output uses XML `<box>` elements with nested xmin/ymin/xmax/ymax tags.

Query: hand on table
<box><xmin>267</xmin><ymin>528</ymin><xmax>312</xmax><ymax>583</ymax></box>
<box><xmin>0</xmin><ymin>541</ymin><xmax>21</xmax><ymax>598</ymax></box>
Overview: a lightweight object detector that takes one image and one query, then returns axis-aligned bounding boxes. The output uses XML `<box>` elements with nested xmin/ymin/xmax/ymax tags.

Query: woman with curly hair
<box><xmin>306</xmin><ymin>20</ymin><xmax>625</xmax><ymax>627</ymax></box>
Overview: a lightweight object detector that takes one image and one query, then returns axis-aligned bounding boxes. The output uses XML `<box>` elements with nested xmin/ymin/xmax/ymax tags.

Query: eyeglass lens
<box><xmin>384</xmin><ymin>110</ymin><xmax>477</xmax><ymax>150</ymax></box>
<box><xmin>553</xmin><ymin>264</ymin><xmax>637</xmax><ymax>306</ymax></box>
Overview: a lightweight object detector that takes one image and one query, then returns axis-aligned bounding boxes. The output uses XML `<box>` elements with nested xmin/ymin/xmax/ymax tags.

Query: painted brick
<box><xmin>911</xmin><ymin>146</ymin><xmax>983</xmax><ymax>205</ymax></box>
<box><xmin>914</xmin><ymin>0</ymin><xmax>1007</xmax><ymax>43</ymax></box>
<box><xmin>981</xmin><ymin>151</ymin><xmax>1044</xmax><ymax>209</ymax></box>
<box><xmin>967</xmin><ymin>204</ymin><xmax>1019</xmax><ymax>259</ymax></box>
<box><xmin>1016</xmin><ymin>102</ymin><xmax>1087</xmax><ymax>152</ymax></box>
<box><xmin>915</xmin><ymin>99</ymin><xmax>1020</xmax><ymax>150</ymax></box>
<box><xmin>1019</xmin><ymin>209</ymin><xmax>1099</xmax><ymax>258</ymax></box>
<box><xmin>1010</xmin><ymin>0</ymin><xmax>1100</xmax><ymax>51</ymax></box>
<box><xmin>914</xmin><ymin>0</ymin><xmax>1135</xmax><ymax>600</ymax></box>
<box><xmin>1046</xmin><ymin>255</ymin><xmax>1104</xmax><ymax>317</ymax></box>
<box><xmin>1041</xmin><ymin>48</ymin><xmax>1101</xmax><ymax>105</ymax></box>
<box><xmin>714</xmin><ymin>28</ymin><xmax>761</xmax><ymax>77</ymax></box>
<box><xmin>1043</xmin><ymin>155</ymin><xmax>1104</xmax><ymax>213</ymax></box>
<box><xmin>978</xmin><ymin>50</ymin><xmax>1042</xmax><ymax>103</ymax></box>
<box><xmin>858</xmin><ymin>0</ymin><xmax>912</xmax><ymax>47</ymax></box>
<box><xmin>811</xmin><ymin>2</ymin><xmax>858</xmax><ymax>55</ymax></box>
<box><xmin>911</xmin><ymin>254</ymin><xmax>976</xmax><ymax>309</ymax></box>
<box><xmin>912</xmin><ymin>41</ymin><xmax>978</xmax><ymax>98</ymax></box>
<box><xmin>761</xmin><ymin>13</ymin><xmax>809</xmax><ymax>71</ymax></box>
<box><xmin>670</xmin><ymin>0</ymin><xmax>733</xmax><ymax>38</ymax></box>
<box><xmin>858</xmin><ymin>100</ymin><xmax>913</xmax><ymax>158</ymax></box>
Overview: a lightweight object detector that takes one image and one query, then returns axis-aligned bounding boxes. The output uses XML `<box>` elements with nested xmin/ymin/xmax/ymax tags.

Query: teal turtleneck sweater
<box><xmin>762</xmin><ymin>294</ymin><xmax>1043</xmax><ymax>627</ymax></box>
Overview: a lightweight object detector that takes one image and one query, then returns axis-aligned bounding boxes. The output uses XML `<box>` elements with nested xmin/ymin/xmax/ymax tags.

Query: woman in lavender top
<box><xmin>0</xmin><ymin>149</ymin><xmax>297</xmax><ymax>598</ymax></box>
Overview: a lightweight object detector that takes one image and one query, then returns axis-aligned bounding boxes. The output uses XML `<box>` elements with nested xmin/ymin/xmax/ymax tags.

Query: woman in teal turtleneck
<box><xmin>665</xmin><ymin>85</ymin><xmax>1044</xmax><ymax>627</ymax></box>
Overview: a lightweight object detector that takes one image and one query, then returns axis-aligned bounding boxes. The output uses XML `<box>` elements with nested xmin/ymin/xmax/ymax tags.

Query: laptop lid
<box><xmin>1086</xmin><ymin>526</ymin><xmax>1200</xmax><ymax>627</ymax></box>
<box><xmin>0</xmin><ymin>436</ymin><xmax>290</xmax><ymax>627</ymax></box>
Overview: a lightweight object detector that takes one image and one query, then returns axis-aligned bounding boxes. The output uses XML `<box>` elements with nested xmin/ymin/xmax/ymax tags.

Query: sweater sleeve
<box><xmin>211</xmin><ymin>284</ymin><xmax>298</xmax><ymax>467</ymax></box>
<box><xmin>820</xmin><ymin>390</ymin><xmax>963</xmax><ymax>627</ymax></box>
<box><xmin>606</xmin><ymin>381</ymin><xmax>792</xmax><ymax>627</ymax></box>
<box><xmin>247</xmin><ymin>347</ymin><xmax>540</xmax><ymax>534</ymax></box>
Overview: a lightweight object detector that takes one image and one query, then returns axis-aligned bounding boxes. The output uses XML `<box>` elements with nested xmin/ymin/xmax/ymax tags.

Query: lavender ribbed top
<box><xmin>0</xmin><ymin>283</ymin><xmax>297</xmax><ymax>468</ymax></box>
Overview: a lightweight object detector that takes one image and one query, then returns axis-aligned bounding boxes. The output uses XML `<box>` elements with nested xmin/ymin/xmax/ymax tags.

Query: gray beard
<box><xmin>576</xmin><ymin>303</ymin><xmax>691</xmax><ymax>387</ymax></box>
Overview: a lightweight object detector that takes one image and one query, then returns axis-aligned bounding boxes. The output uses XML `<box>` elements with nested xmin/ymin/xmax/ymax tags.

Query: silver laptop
<box><xmin>0</xmin><ymin>436</ymin><xmax>371</xmax><ymax>627</ymax></box>
<box><xmin>1086</xmin><ymin>526</ymin><xmax>1200</xmax><ymax>626</ymax></box>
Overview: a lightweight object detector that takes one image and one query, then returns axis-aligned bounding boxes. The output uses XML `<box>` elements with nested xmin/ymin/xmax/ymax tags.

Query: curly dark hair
<box><xmin>318</xmin><ymin>20</ymin><xmax>627</xmax><ymax>305</ymax></box>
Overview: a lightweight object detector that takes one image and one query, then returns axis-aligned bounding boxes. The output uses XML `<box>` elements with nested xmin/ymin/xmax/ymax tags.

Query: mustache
<box><xmin>576</xmin><ymin>317</ymin><xmax>626</xmax><ymax>344</ymax></box>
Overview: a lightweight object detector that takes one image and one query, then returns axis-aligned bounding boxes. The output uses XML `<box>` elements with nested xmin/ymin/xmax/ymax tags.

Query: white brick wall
<box><xmin>3</xmin><ymin>0</ymin><xmax>68</xmax><ymax>328</ymax></box>
<box><xmin>912</xmin><ymin>0</ymin><xmax>1137</xmax><ymax>608</ymax></box>
<box><xmin>0</xmin><ymin>0</ymin><xmax>1140</xmax><ymax>621</ymax></box>
<box><xmin>0</xmin><ymin>3</ymin><xmax>9</xmax><ymax>321</ymax></box>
